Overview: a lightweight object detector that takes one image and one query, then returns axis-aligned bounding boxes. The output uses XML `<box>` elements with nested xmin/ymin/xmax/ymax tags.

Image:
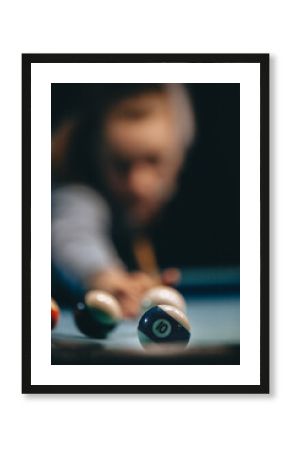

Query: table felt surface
<box><xmin>53</xmin><ymin>295</ymin><xmax>239</xmax><ymax>348</ymax></box>
<box><xmin>52</xmin><ymin>267</ymin><xmax>240</xmax><ymax>364</ymax></box>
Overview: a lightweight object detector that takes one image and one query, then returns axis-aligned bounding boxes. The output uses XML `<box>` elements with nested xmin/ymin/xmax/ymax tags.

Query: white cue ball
<box><xmin>141</xmin><ymin>286</ymin><xmax>186</xmax><ymax>313</ymax></box>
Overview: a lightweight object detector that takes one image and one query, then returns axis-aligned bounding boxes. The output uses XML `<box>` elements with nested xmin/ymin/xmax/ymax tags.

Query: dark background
<box><xmin>51</xmin><ymin>84</ymin><xmax>240</xmax><ymax>268</ymax></box>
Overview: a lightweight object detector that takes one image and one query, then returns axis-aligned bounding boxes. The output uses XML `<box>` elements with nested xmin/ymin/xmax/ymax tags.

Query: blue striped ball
<box><xmin>138</xmin><ymin>304</ymin><xmax>191</xmax><ymax>349</ymax></box>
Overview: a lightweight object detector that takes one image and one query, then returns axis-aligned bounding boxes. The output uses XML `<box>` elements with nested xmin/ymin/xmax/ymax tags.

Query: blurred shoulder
<box><xmin>52</xmin><ymin>183</ymin><xmax>110</xmax><ymax>212</ymax></box>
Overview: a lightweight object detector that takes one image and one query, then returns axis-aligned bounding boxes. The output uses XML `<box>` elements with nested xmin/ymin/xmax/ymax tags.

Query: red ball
<box><xmin>51</xmin><ymin>299</ymin><xmax>60</xmax><ymax>329</ymax></box>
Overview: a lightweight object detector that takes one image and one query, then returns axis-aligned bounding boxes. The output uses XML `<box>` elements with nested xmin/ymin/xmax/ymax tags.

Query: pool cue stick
<box><xmin>133</xmin><ymin>235</ymin><xmax>162</xmax><ymax>283</ymax></box>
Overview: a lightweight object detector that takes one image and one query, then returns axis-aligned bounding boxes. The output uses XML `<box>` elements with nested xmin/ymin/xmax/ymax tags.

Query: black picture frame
<box><xmin>22</xmin><ymin>53</ymin><xmax>269</xmax><ymax>394</ymax></box>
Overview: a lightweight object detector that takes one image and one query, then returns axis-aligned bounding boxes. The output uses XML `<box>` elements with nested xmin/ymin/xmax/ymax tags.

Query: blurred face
<box><xmin>101</xmin><ymin>90</ymin><xmax>186</xmax><ymax>227</ymax></box>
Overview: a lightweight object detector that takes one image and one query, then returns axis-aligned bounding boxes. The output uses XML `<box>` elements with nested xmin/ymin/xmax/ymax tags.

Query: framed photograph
<box><xmin>22</xmin><ymin>53</ymin><xmax>269</xmax><ymax>394</ymax></box>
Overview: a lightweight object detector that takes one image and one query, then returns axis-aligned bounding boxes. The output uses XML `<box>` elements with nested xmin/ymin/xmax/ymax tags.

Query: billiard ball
<box><xmin>141</xmin><ymin>286</ymin><xmax>186</xmax><ymax>312</ymax></box>
<box><xmin>138</xmin><ymin>304</ymin><xmax>191</xmax><ymax>348</ymax></box>
<box><xmin>51</xmin><ymin>298</ymin><xmax>60</xmax><ymax>329</ymax></box>
<box><xmin>74</xmin><ymin>290</ymin><xmax>123</xmax><ymax>338</ymax></box>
